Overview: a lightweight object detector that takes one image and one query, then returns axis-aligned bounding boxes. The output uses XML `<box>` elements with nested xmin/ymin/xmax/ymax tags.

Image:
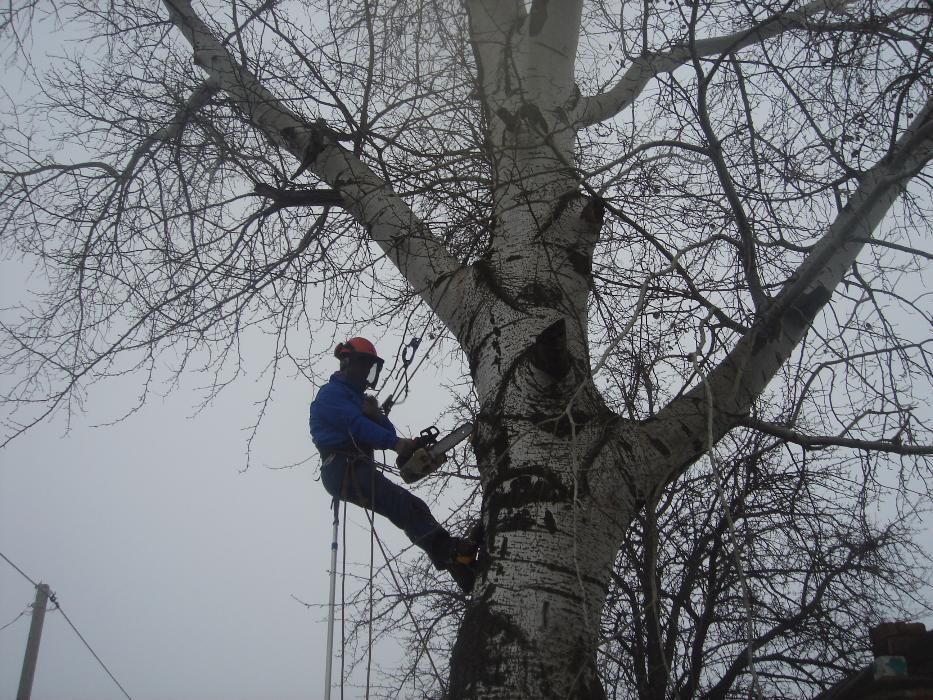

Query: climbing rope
<box><xmin>359</xmin><ymin>504</ymin><xmax>447</xmax><ymax>693</ymax></box>
<box><xmin>323</xmin><ymin>435</ymin><xmax>448</xmax><ymax>699</ymax></box>
<box><xmin>365</xmin><ymin>457</ymin><xmax>377</xmax><ymax>700</ymax></box>
<box><xmin>377</xmin><ymin>335</ymin><xmax>420</xmax><ymax>415</ymax></box>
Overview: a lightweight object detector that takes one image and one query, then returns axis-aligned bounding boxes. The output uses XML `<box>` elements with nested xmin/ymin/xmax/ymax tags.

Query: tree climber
<box><xmin>309</xmin><ymin>337</ymin><xmax>477</xmax><ymax>593</ymax></box>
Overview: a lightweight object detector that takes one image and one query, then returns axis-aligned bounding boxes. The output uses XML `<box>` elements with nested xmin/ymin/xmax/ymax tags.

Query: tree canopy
<box><xmin>2</xmin><ymin>1</ymin><xmax>932</xmax><ymax>698</ymax></box>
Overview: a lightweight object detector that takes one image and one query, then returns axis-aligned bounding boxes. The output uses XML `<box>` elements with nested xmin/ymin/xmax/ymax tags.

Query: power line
<box><xmin>0</xmin><ymin>551</ymin><xmax>39</xmax><ymax>588</ymax></box>
<box><xmin>0</xmin><ymin>551</ymin><xmax>134</xmax><ymax>700</ymax></box>
<box><xmin>49</xmin><ymin>596</ymin><xmax>135</xmax><ymax>700</ymax></box>
<box><xmin>0</xmin><ymin>607</ymin><xmax>29</xmax><ymax>633</ymax></box>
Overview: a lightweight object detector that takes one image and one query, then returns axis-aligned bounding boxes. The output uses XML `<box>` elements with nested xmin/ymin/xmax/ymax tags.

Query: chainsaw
<box><xmin>399</xmin><ymin>421</ymin><xmax>474</xmax><ymax>483</ymax></box>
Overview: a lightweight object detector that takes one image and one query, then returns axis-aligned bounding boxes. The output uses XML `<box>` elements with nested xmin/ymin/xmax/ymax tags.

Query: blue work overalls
<box><xmin>309</xmin><ymin>373</ymin><xmax>450</xmax><ymax>566</ymax></box>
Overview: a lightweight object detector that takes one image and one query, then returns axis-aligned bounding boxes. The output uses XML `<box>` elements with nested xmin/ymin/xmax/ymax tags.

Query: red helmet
<box><xmin>334</xmin><ymin>337</ymin><xmax>381</xmax><ymax>360</ymax></box>
<box><xmin>334</xmin><ymin>337</ymin><xmax>384</xmax><ymax>388</ymax></box>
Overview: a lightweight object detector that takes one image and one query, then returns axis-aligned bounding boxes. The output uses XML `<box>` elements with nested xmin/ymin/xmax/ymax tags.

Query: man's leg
<box><xmin>320</xmin><ymin>455</ymin><xmax>350</xmax><ymax>501</ymax></box>
<box><xmin>321</xmin><ymin>455</ymin><xmax>476</xmax><ymax>592</ymax></box>
<box><xmin>343</xmin><ymin>457</ymin><xmax>453</xmax><ymax>566</ymax></box>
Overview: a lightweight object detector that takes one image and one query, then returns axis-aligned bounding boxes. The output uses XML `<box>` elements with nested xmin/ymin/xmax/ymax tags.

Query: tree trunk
<box><xmin>449</xmin><ymin>393</ymin><xmax>636</xmax><ymax>699</ymax></box>
<box><xmin>445</xmin><ymin>200</ymin><xmax>647</xmax><ymax>696</ymax></box>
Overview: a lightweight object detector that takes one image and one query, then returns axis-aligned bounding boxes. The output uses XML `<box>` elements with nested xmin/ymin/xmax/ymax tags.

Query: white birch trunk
<box><xmin>448</xmin><ymin>215</ymin><xmax>648</xmax><ymax>697</ymax></box>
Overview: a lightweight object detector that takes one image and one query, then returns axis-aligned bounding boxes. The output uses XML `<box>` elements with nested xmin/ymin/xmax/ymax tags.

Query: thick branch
<box><xmin>739</xmin><ymin>417</ymin><xmax>933</xmax><ymax>456</ymax></box>
<box><xmin>523</xmin><ymin>0</ymin><xmax>583</xmax><ymax>100</ymax></box>
<box><xmin>162</xmin><ymin>0</ymin><xmax>473</xmax><ymax>329</ymax></box>
<box><xmin>253</xmin><ymin>183</ymin><xmax>344</xmax><ymax>208</ymax></box>
<box><xmin>573</xmin><ymin>0</ymin><xmax>855</xmax><ymax>128</ymax></box>
<box><xmin>150</xmin><ymin>77</ymin><xmax>221</xmax><ymax>144</ymax></box>
<box><xmin>642</xmin><ymin>95</ymin><xmax>933</xmax><ymax>476</ymax></box>
<box><xmin>464</xmin><ymin>0</ymin><xmax>526</xmax><ymax>104</ymax></box>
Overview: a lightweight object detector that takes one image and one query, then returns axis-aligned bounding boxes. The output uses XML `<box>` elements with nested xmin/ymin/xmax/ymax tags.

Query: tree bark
<box><xmin>449</xmin><ymin>358</ymin><xmax>638</xmax><ymax>699</ymax></box>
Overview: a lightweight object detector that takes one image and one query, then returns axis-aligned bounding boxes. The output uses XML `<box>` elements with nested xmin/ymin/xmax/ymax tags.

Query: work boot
<box><xmin>451</xmin><ymin>536</ymin><xmax>478</xmax><ymax>566</ymax></box>
<box><xmin>447</xmin><ymin>537</ymin><xmax>477</xmax><ymax>593</ymax></box>
<box><xmin>466</xmin><ymin>521</ymin><xmax>485</xmax><ymax>555</ymax></box>
<box><xmin>446</xmin><ymin>559</ymin><xmax>476</xmax><ymax>594</ymax></box>
<box><xmin>432</xmin><ymin>536</ymin><xmax>478</xmax><ymax>594</ymax></box>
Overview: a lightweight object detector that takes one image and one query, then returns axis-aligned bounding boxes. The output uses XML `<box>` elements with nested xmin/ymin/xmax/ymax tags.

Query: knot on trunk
<box><xmin>531</xmin><ymin>318</ymin><xmax>570</xmax><ymax>379</ymax></box>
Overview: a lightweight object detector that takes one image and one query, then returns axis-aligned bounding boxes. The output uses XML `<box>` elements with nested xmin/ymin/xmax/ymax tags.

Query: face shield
<box><xmin>344</xmin><ymin>352</ymin><xmax>384</xmax><ymax>389</ymax></box>
<box><xmin>364</xmin><ymin>356</ymin><xmax>384</xmax><ymax>389</ymax></box>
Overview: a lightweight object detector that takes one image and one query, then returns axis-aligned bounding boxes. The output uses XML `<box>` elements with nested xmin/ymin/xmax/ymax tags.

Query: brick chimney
<box><xmin>870</xmin><ymin>622</ymin><xmax>933</xmax><ymax>679</ymax></box>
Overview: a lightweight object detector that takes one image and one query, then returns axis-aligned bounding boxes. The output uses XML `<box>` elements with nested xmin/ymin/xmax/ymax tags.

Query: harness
<box><xmin>319</xmin><ymin>448</ymin><xmax>360</xmax><ymax>468</ymax></box>
<box><xmin>320</xmin><ymin>446</ymin><xmax>378</xmax><ymax>509</ymax></box>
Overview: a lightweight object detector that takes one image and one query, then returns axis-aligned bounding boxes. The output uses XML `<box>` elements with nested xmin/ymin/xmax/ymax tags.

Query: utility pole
<box><xmin>17</xmin><ymin>583</ymin><xmax>50</xmax><ymax>700</ymax></box>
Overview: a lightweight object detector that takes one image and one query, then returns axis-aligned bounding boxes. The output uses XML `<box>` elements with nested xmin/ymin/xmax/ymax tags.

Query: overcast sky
<box><xmin>0</xmin><ymin>318</ymin><xmax>456</xmax><ymax>700</ymax></box>
<box><xmin>0</xmin><ymin>232</ymin><xmax>455</xmax><ymax>700</ymax></box>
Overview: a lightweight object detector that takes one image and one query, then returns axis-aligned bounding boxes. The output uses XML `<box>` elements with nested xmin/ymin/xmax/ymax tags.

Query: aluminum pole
<box><xmin>324</xmin><ymin>499</ymin><xmax>339</xmax><ymax>700</ymax></box>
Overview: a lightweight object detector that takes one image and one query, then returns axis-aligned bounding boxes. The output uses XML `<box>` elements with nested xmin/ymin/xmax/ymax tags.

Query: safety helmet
<box><xmin>334</xmin><ymin>337</ymin><xmax>384</xmax><ymax>388</ymax></box>
<box><xmin>334</xmin><ymin>337</ymin><xmax>380</xmax><ymax>360</ymax></box>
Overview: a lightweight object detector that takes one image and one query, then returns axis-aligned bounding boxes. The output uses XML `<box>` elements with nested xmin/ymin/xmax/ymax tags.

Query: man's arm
<box><xmin>362</xmin><ymin>395</ymin><xmax>416</xmax><ymax>455</ymax></box>
<box><xmin>311</xmin><ymin>384</ymin><xmax>398</xmax><ymax>450</ymax></box>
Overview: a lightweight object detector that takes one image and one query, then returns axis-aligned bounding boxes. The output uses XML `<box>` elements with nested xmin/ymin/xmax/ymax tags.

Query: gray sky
<box><xmin>0</xmin><ymin>316</ymin><xmax>453</xmax><ymax>700</ymax></box>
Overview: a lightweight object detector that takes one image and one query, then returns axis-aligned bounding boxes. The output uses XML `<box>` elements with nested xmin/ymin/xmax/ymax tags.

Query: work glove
<box><xmin>394</xmin><ymin>437</ymin><xmax>417</xmax><ymax>458</ymax></box>
<box><xmin>362</xmin><ymin>395</ymin><xmax>381</xmax><ymax>420</ymax></box>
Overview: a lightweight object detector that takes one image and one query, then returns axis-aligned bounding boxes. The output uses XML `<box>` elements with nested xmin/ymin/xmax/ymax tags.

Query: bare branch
<box><xmin>161</xmin><ymin>0</ymin><xmax>474</xmax><ymax>330</ymax></box>
<box><xmin>854</xmin><ymin>238</ymin><xmax>933</xmax><ymax>262</ymax></box>
<box><xmin>738</xmin><ymin>416</ymin><xmax>933</xmax><ymax>456</ymax></box>
<box><xmin>573</xmin><ymin>0</ymin><xmax>856</xmax><ymax>128</ymax></box>
<box><xmin>645</xmin><ymin>94</ymin><xmax>933</xmax><ymax>478</ymax></box>
<box><xmin>253</xmin><ymin>183</ymin><xmax>344</xmax><ymax>208</ymax></box>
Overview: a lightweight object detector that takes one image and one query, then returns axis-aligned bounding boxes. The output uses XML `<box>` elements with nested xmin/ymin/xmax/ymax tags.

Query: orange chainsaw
<box><xmin>399</xmin><ymin>421</ymin><xmax>474</xmax><ymax>483</ymax></box>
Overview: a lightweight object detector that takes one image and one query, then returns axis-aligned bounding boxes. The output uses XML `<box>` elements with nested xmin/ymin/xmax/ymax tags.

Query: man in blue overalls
<box><xmin>310</xmin><ymin>337</ymin><xmax>475</xmax><ymax>593</ymax></box>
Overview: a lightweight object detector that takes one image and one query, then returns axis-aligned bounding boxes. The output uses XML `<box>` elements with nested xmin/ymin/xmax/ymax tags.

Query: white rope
<box><xmin>328</xmin><ymin>438</ymin><xmax>448</xmax><ymax>696</ymax></box>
